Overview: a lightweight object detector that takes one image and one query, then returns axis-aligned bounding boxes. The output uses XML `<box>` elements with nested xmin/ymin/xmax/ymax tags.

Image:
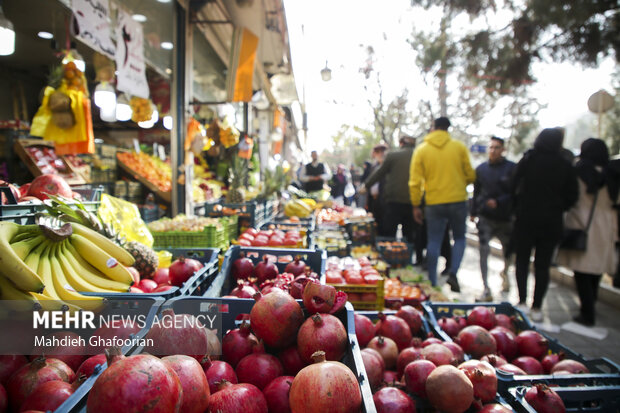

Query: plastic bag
<box><xmin>97</xmin><ymin>193</ymin><xmax>154</xmax><ymax>247</ymax></box>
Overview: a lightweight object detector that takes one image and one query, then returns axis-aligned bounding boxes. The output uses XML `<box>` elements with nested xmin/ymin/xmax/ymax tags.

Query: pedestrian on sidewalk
<box><xmin>511</xmin><ymin>128</ymin><xmax>579</xmax><ymax>322</ymax></box>
<box><xmin>409</xmin><ymin>117</ymin><xmax>476</xmax><ymax>290</ymax></box>
<box><xmin>556</xmin><ymin>138</ymin><xmax>620</xmax><ymax>326</ymax></box>
<box><xmin>471</xmin><ymin>136</ymin><xmax>516</xmax><ymax>301</ymax></box>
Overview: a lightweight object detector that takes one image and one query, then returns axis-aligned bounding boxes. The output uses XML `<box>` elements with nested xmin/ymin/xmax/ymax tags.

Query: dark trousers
<box><xmin>383</xmin><ymin>202</ymin><xmax>415</xmax><ymax>243</ymax></box>
<box><xmin>514</xmin><ymin>230</ymin><xmax>559</xmax><ymax>309</ymax></box>
<box><xmin>573</xmin><ymin>271</ymin><xmax>602</xmax><ymax>324</ymax></box>
<box><xmin>415</xmin><ymin>222</ymin><xmax>451</xmax><ymax>266</ymax></box>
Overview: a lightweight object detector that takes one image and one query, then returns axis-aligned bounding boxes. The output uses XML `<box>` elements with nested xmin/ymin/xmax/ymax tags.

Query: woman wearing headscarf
<box><xmin>511</xmin><ymin>128</ymin><xmax>579</xmax><ymax>321</ymax></box>
<box><xmin>556</xmin><ymin>138</ymin><xmax>620</xmax><ymax>326</ymax></box>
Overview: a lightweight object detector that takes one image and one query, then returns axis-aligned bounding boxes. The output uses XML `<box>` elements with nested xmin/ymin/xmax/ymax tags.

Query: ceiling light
<box><xmin>161</xmin><ymin>42</ymin><xmax>173</xmax><ymax>50</ymax></box>
<box><xmin>165</xmin><ymin>68</ymin><xmax>172</xmax><ymax>75</ymax></box>
<box><xmin>163</xmin><ymin>115</ymin><xmax>172</xmax><ymax>130</ymax></box>
<box><xmin>320</xmin><ymin>61</ymin><xmax>331</xmax><ymax>82</ymax></box>
<box><xmin>94</xmin><ymin>82</ymin><xmax>116</xmax><ymax>110</ymax></box>
<box><xmin>157</xmin><ymin>0</ymin><xmax>172</xmax><ymax>3</ymax></box>
<box><xmin>37</xmin><ymin>31</ymin><xmax>53</xmax><ymax>40</ymax></box>
<box><xmin>132</xmin><ymin>14</ymin><xmax>147</xmax><ymax>23</ymax></box>
<box><xmin>0</xmin><ymin>5</ymin><xmax>15</xmax><ymax>56</ymax></box>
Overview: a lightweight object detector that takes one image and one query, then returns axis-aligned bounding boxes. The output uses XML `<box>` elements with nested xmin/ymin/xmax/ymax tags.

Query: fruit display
<box><xmin>384</xmin><ymin>278</ymin><xmax>437</xmax><ymax>304</ymax></box>
<box><xmin>233</xmin><ymin>227</ymin><xmax>306</xmax><ymax>248</ymax></box>
<box><xmin>325</xmin><ymin>256</ymin><xmax>383</xmax><ymax>285</ymax></box>
<box><xmin>225</xmin><ymin>156</ymin><xmax>248</xmax><ymax>203</ymax></box>
<box><xmin>311</xmin><ymin>228</ymin><xmax>350</xmax><ymax>256</ymax></box>
<box><xmin>284</xmin><ymin>199</ymin><xmax>316</xmax><ymax>219</ymax></box>
<box><xmin>14</xmin><ymin>140</ymin><xmax>86</xmax><ymax>185</ymax></box>
<box><xmin>376</xmin><ymin>240</ymin><xmax>413</xmax><ymax>268</ymax></box>
<box><xmin>148</xmin><ymin>215</ymin><xmax>223</xmax><ymax>233</ymax></box>
<box><xmin>316</xmin><ymin>205</ymin><xmax>366</xmax><ymax>226</ymax></box>
<box><xmin>117</xmin><ymin>151</ymin><xmax>172</xmax><ymax>193</ymax></box>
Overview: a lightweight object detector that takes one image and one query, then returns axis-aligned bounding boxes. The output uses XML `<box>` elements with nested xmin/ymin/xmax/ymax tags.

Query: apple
<box><xmin>268</xmin><ymin>237</ymin><xmax>284</xmax><ymax>246</ymax></box>
<box><xmin>239</xmin><ymin>233</ymin><xmax>255</xmax><ymax>241</ymax></box>
<box><xmin>138</xmin><ymin>279</ymin><xmax>157</xmax><ymax>293</ymax></box>
<box><xmin>127</xmin><ymin>267</ymin><xmax>140</xmax><ymax>284</ymax></box>
<box><xmin>245</xmin><ymin>228</ymin><xmax>259</xmax><ymax>237</ymax></box>
<box><xmin>252</xmin><ymin>238</ymin><xmax>268</xmax><ymax>247</ymax></box>
<box><xmin>129</xmin><ymin>286</ymin><xmax>144</xmax><ymax>293</ymax></box>
<box><xmin>238</xmin><ymin>239</ymin><xmax>252</xmax><ymax>246</ymax></box>
<box><xmin>152</xmin><ymin>268</ymin><xmax>170</xmax><ymax>285</ymax></box>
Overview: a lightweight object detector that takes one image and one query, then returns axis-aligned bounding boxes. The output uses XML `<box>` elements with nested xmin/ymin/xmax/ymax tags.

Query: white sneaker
<box><xmin>530</xmin><ymin>308</ymin><xmax>543</xmax><ymax>322</ymax></box>
<box><xmin>515</xmin><ymin>303</ymin><xmax>530</xmax><ymax>315</ymax></box>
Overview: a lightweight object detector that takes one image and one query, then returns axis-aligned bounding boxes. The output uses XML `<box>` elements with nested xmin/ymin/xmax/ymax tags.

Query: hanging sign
<box><xmin>71</xmin><ymin>0</ymin><xmax>116</xmax><ymax>58</ymax></box>
<box><xmin>227</xmin><ymin>27</ymin><xmax>259</xmax><ymax>102</ymax></box>
<box><xmin>115</xmin><ymin>9</ymin><xmax>149</xmax><ymax>99</ymax></box>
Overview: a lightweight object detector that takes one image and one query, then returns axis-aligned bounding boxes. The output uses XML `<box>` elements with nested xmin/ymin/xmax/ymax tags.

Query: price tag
<box><xmin>133</xmin><ymin>139</ymin><xmax>141</xmax><ymax>153</ymax></box>
<box><xmin>158</xmin><ymin>145</ymin><xmax>166</xmax><ymax>161</ymax></box>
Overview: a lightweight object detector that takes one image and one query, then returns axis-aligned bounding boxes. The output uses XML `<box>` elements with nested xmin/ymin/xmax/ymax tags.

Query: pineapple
<box><xmin>226</xmin><ymin>156</ymin><xmax>247</xmax><ymax>203</ymax></box>
<box><xmin>125</xmin><ymin>241</ymin><xmax>159</xmax><ymax>278</ymax></box>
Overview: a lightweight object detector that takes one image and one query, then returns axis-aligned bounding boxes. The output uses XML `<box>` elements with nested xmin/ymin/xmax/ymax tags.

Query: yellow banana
<box><xmin>11</xmin><ymin>235</ymin><xmax>46</xmax><ymax>261</ymax></box>
<box><xmin>37</xmin><ymin>241</ymin><xmax>63</xmax><ymax>301</ymax></box>
<box><xmin>63</xmin><ymin>242</ymin><xmax>130</xmax><ymax>292</ymax></box>
<box><xmin>70</xmin><ymin>234</ymin><xmax>134</xmax><ymax>284</ymax></box>
<box><xmin>0</xmin><ymin>222</ymin><xmax>45</xmax><ymax>292</ymax></box>
<box><xmin>70</xmin><ymin>222</ymin><xmax>135</xmax><ymax>266</ymax></box>
<box><xmin>9</xmin><ymin>224</ymin><xmax>41</xmax><ymax>243</ymax></box>
<box><xmin>300</xmin><ymin>198</ymin><xmax>317</xmax><ymax>208</ymax></box>
<box><xmin>0</xmin><ymin>275</ymin><xmax>41</xmax><ymax>311</ymax></box>
<box><xmin>48</xmin><ymin>244</ymin><xmax>105</xmax><ymax>311</ymax></box>
<box><xmin>30</xmin><ymin>292</ymin><xmax>76</xmax><ymax>312</ymax></box>
<box><xmin>56</xmin><ymin>241</ymin><xmax>114</xmax><ymax>294</ymax></box>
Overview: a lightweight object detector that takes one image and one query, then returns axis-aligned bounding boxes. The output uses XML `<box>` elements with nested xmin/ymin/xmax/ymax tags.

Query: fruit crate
<box><xmin>328</xmin><ymin>279</ymin><xmax>385</xmax><ymax>311</ymax></box>
<box><xmin>221</xmin><ymin>214</ymin><xmax>239</xmax><ymax>241</ymax></box>
<box><xmin>375</xmin><ymin>236</ymin><xmax>413</xmax><ymax>268</ymax></box>
<box><xmin>203</xmin><ymin>245</ymin><xmax>327</xmax><ymax>298</ymax></box>
<box><xmin>202</xmin><ymin>201</ymin><xmax>260</xmax><ymax>230</ymax></box>
<box><xmin>345</xmin><ymin>217</ymin><xmax>376</xmax><ymax>245</ymax></box>
<box><xmin>129</xmin><ymin>296</ymin><xmax>377</xmax><ymax>413</ymax></box>
<box><xmin>259</xmin><ymin>222</ymin><xmax>310</xmax><ymax>249</ymax></box>
<box><xmin>83</xmin><ymin>248</ymin><xmax>220</xmax><ymax>299</ymax></box>
<box><xmin>138</xmin><ymin>204</ymin><xmax>162</xmax><ymax>223</ymax></box>
<box><xmin>274</xmin><ymin>214</ymin><xmax>316</xmax><ymax>232</ymax></box>
<box><xmin>151</xmin><ymin>223</ymin><xmax>227</xmax><ymax>250</ymax></box>
<box><xmin>50</xmin><ymin>295</ymin><xmax>165</xmax><ymax>413</ymax></box>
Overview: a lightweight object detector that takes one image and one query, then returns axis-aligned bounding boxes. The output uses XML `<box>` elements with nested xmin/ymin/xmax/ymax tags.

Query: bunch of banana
<box><xmin>0</xmin><ymin>221</ymin><xmax>135</xmax><ymax>312</ymax></box>
<box><xmin>284</xmin><ymin>199</ymin><xmax>315</xmax><ymax>218</ymax></box>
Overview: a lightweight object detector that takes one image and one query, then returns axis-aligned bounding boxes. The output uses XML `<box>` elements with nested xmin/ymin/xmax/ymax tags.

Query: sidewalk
<box><xmin>422</xmin><ymin>236</ymin><xmax>620</xmax><ymax>366</ymax></box>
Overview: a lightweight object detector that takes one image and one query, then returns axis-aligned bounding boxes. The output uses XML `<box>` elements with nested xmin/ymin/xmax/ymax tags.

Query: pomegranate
<box><xmin>425</xmin><ymin>365</ymin><xmax>474</xmax><ymax>413</ymax></box>
<box><xmin>205</xmin><ymin>328</ymin><xmax>222</xmax><ymax>360</ymax></box>
<box><xmin>278</xmin><ymin>346</ymin><xmax>306</xmax><ymax>376</ymax></box>
<box><xmin>0</xmin><ymin>383</ymin><xmax>6</xmax><ymax>413</ymax></box>
<box><xmin>383</xmin><ymin>370</ymin><xmax>401</xmax><ymax>384</ymax></box>
<box><xmin>551</xmin><ymin>359</ymin><xmax>589</xmax><ymax>374</ymax></box>
<box><xmin>489</xmin><ymin>326</ymin><xmax>519</xmax><ymax>361</ymax></box>
<box><xmin>232</xmin><ymin>252</ymin><xmax>255</xmax><ymax>280</ymax></box>
<box><xmin>263</xmin><ymin>376</ymin><xmax>294</xmax><ymax>413</ymax></box>
<box><xmin>27</xmin><ymin>174</ymin><xmax>72</xmax><ymax>200</ymax></box>
<box><xmin>410</xmin><ymin>337</ymin><xmax>423</xmax><ymax>348</ymax></box>
<box><xmin>162</xmin><ymin>355</ymin><xmax>210</xmax><ymax>413</ymax></box>
<box><xmin>541</xmin><ymin>353</ymin><xmax>564</xmax><ymax>374</ymax></box>
<box><xmin>481</xmin><ymin>354</ymin><xmax>507</xmax><ymax>367</ymax></box>
<box><xmin>152</xmin><ymin>268</ymin><xmax>170</xmax><ymax>285</ymax></box>
<box><xmin>31</xmin><ymin>331</ymin><xmax>86</xmax><ymax>372</ymax></box>
<box><xmin>138</xmin><ymin>278</ymin><xmax>157</xmax><ymax>292</ymax></box>
<box><xmin>236</xmin><ymin>353</ymin><xmax>284</xmax><ymax>391</ymax></box>
<box><xmin>443</xmin><ymin>342</ymin><xmax>465</xmax><ymax>364</ymax></box>
<box><xmin>297</xmin><ymin>313</ymin><xmax>347</xmax><ymax>363</ymax></box>
<box><xmin>284</xmin><ymin>256</ymin><xmax>306</xmax><ymax>276</ymax></box>
<box><xmin>90</xmin><ymin>319</ymin><xmax>141</xmax><ymax>353</ymax></box>
<box><xmin>0</xmin><ymin>180</ymin><xmax>20</xmax><ymax>204</ymax></box>
<box><xmin>458</xmin><ymin>360</ymin><xmax>497</xmax><ymax>403</ymax></box>
<box><xmin>231</xmin><ymin>280</ymin><xmax>258</xmax><ymax>298</ymax></box>
<box><xmin>516</xmin><ymin>330</ymin><xmax>549</xmax><ymax>360</ymax></box>
<box><xmin>421</xmin><ymin>343</ymin><xmax>454</xmax><ymax>366</ymax></box>
<box><xmin>421</xmin><ymin>337</ymin><xmax>443</xmax><ymax>347</ymax></box>
<box><xmin>169</xmin><ymin>256</ymin><xmax>202</xmax><ymax>286</ymax></box>
<box><xmin>287</xmin><ymin>274</ymin><xmax>309</xmax><ymax>299</ymax></box>
<box><xmin>478</xmin><ymin>404</ymin><xmax>513</xmax><ymax>412</ymax></box>
<box><xmin>456</xmin><ymin>325</ymin><xmax>497</xmax><ymax>359</ymax></box>
<box><xmin>524</xmin><ymin>384</ymin><xmax>566</xmax><ymax>413</ymax></box>
<box><xmin>438</xmin><ymin>317</ymin><xmax>462</xmax><ymax>337</ymax></box>
<box><xmin>18</xmin><ymin>378</ymin><xmax>81</xmax><ymax>412</ymax></box>
<box><xmin>403</xmin><ymin>359</ymin><xmax>436</xmax><ymax>398</ymax></box>
<box><xmin>222</xmin><ymin>322</ymin><xmax>264</xmax><ymax>368</ymax></box>
<box><xmin>373</xmin><ymin>387</ymin><xmax>416</xmax><ymax>413</ymax></box>
<box><xmin>397</xmin><ymin>347</ymin><xmax>423</xmax><ymax>377</ymax></box>
<box><xmin>0</xmin><ymin>355</ymin><xmax>28</xmax><ymax>385</ymax></box>
<box><xmin>302</xmin><ymin>281</ymin><xmax>348</xmax><ymax>314</ymax></box>
<box><xmin>289</xmin><ymin>351</ymin><xmax>361</xmax><ymax>413</ymax></box>
<box><xmin>6</xmin><ymin>357</ymin><xmax>75</xmax><ymax>412</ymax></box>
<box><xmin>367</xmin><ymin>336</ymin><xmax>399</xmax><ymax>370</ymax></box>
<box><xmin>353</xmin><ymin>313</ymin><xmax>375</xmax><ymax>348</ymax></box>
<box><xmin>362</xmin><ymin>348</ymin><xmax>385</xmax><ymax>371</ymax></box>
<box><xmin>512</xmin><ymin>356</ymin><xmax>544</xmax><ymax>375</ymax></box>
<box><xmin>375</xmin><ymin>313</ymin><xmax>413</xmax><ymax>351</ymax></box>
<box><xmin>395</xmin><ymin>305</ymin><xmax>423</xmax><ymax>334</ymax></box>
<box><xmin>467</xmin><ymin>306</ymin><xmax>497</xmax><ymax>330</ymax></box>
<box><xmin>361</xmin><ymin>349</ymin><xmax>385</xmax><ymax>390</ymax></box>
<box><xmin>208</xmin><ymin>380</ymin><xmax>268</xmax><ymax>413</ymax></box>
<box><xmin>496</xmin><ymin>363</ymin><xmax>527</xmax><ymax>376</ymax></box>
<box><xmin>87</xmin><ymin>348</ymin><xmax>182</xmax><ymax>413</ymax></box>
<box><xmin>253</xmin><ymin>256</ymin><xmax>278</xmax><ymax>283</ymax></box>
<box><xmin>76</xmin><ymin>354</ymin><xmax>107</xmax><ymax>379</ymax></box>
<box><xmin>495</xmin><ymin>314</ymin><xmax>517</xmax><ymax>333</ymax></box>
<box><xmin>202</xmin><ymin>358</ymin><xmax>238</xmax><ymax>394</ymax></box>
<box><xmin>250</xmin><ymin>291</ymin><xmax>304</xmax><ymax>349</ymax></box>
<box><xmin>145</xmin><ymin>309</ymin><xmax>209</xmax><ymax>360</ymax></box>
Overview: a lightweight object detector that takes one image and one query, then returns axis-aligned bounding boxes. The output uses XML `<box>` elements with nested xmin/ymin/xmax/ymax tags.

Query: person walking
<box><xmin>330</xmin><ymin>164</ymin><xmax>349</xmax><ymax>205</ymax></box>
<box><xmin>299</xmin><ymin>150</ymin><xmax>331</xmax><ymax>193</ymax></box>
<box><xmin>362</xmin><ymin>136</ymin><xmax>416</xmax><ymax>242</ymax></box>
<box><xmin>511</xmin><ymin>128</ymin><xmax>579</xmax><ymax>322</ymax></box>
<box><xmin>364</xmin><ymin>144</ymin><xmax>388</xmax><ymax>235</ymax></box>
<box><xmin>556</xmin><ymin>138</ymin><xmax>619</xmax><ymax>326</ymax></box>
<box><xmin>471</xmin><ymin>136</ymin><xmax>516</xmax><ymax>301</ymax></box>
<box><xmin>409</xmin><ymin>117</ymin><xmax>476</xmax><ymax>290</ymax></box>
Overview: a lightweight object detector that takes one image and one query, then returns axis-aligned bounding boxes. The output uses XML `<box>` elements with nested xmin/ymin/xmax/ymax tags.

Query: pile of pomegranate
<box><xmin>129</xmin><ymin>256</ymin><xmax>204</xmax><ymax>294</ymax></box>
<box><xmin>235</xmin><ymin>228</ymin><xmax>304</xmax><ymax>247</ymax></box>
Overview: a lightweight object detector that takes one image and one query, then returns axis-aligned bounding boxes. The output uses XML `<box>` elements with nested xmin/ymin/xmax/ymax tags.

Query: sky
<box><xmin>283</xmin><ymin>0</ymin><xmax>617</xmax><ymax>153</ymax></box>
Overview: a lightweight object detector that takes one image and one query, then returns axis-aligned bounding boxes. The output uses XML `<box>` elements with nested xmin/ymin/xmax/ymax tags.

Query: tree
<box><xmin>603</xmin><ymin>68</ymin><xmax>620</xmax><ymax>155</ymax></box>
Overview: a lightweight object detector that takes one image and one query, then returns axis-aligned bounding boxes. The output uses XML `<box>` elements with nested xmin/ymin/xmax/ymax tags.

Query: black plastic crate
<box><xmin>52</xmin><ymin>295</ymin><xmax>165</xmax><ymax>413</ymax></box>
<box><xmin>201</xmin><ymin>201</ymin><xmax>260</xmax><ymax>229</ymax></box>
<box><xmin>274</xmin><ymin>214</ymin><xmax>316</xmax><ymax>232</ymax></box>
<box><xmin>375</xmin><ymin>236</ymin><xmax>413</xmax><ymax>268</ymax></box>
<box><xmin>203</xmin><ymin>245</ymin><xmax>327</xmax><ymax>298</ymax></box>
<box><xmin>345</xmin><ymin>217</ymin><xmax>376</xmax><ymax>245</ymax></box>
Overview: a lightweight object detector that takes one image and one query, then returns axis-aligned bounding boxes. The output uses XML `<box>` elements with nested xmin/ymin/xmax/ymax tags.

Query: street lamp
<box><xmin>320</xmin><ymin>61</ymin><xmax>331</xmax><ymax>82</ymax></box>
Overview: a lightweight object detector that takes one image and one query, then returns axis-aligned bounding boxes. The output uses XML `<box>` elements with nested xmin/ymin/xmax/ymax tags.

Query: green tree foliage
<box><xmin>604</xmin><ymin>69</ymin><xmax>620</xmax><ymax>155</ymax></box>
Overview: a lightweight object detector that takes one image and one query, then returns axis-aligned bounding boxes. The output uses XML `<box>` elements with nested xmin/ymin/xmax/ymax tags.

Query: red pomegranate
<box><xmin>362</xmin><ymin>348</ymin><xmax>385</xmax><ymax>371</ymax></box>
<box><xmin>516</xmin><ymin>330</ymin><xmax>549</xmax><ymax>360</ymax></box>
<box><xmin>438</xmin><ymin>317</ymin><xmax>462</xmax><ymax>338</ymax></box>
<box><xmin>278</xmin><ymin>346</ymin><xmax>306</xmax><ymax>376</ymax></box>
<box><xmin>284</xmin><ymin>256</ymin><xmax>306</xmax><ymax>276</ymax></box>
<box><xmin>421</xmin><ymin>337</ymin><xmax>443</xmax><ymax>347</ymax></box>
<box><xmin>456</xmin><ymin>325</ymin><xmax>497</xmax><ymax>359</ymax></box>
<box><xmin>207</xmin><ymin>380</ymin><xmax>268</xmax><ymax>413</ymax></box>
<box><xmin>289</xmin><ymin>351</ymin><xmax>362</xmax><ymax>413</ymax></box>
<box><xmin>353</xmin><ymin>313</ymin><xmax>375</xmax><ymax>348</ymax></box>
<box><xmin>90</xmin><ymin>319</ymin><xmax>141</xmax><ymax>354</ymax></box>
<box><xmin>395</xmin><ymin>305</ymin><xmax>423</xmax><ymax>334</ymax></box>
<box><xmin>152</xmin><ymin>268</ymin><xmax>170</xmax><ymax>285</ymax></box>
<box><xmin>397</xmin><ymin>347</ymin><xmax>423</xmax><ymax>377</ymax></box>
<box><xmin>205</xmin><ymin>328</ymin><xmax>222</xmax><ymax>360</ymax></box>
<box><xmin>489</xmin><ymin>326</ymin><xmax>519</xmax><ymax>361</ymax></box>
<box><xmin>138</xmin><ymin>278</ymin><xmax>157</xmax><ymax>292</ymax></box>
<box><xmin>253</xmin><ymin>256</ymin><xmax>278</xmax><ymax>283</ymax></box>
<box><xmin>495</xmin><ymin>314</ymin><xmax>517</xmax><ymax>333</ymax></box>
<box><xmin>443</xmin><ymin>342</ymin><xmax>466</xmax><ymax>364</ymax></box>
<box><xmin>478</xmin><ymin>404</ymin><xmax>513</xmax><ymax>412</ymax></box>
<box><xmin>76</xmin><ymin>354</ymin><xmax>107</xmax><ymax>379</ymax></box>
<box><xmin>235</xmin><ymin>353</ymin><xmax>283</xmax><ymax>391</ymax></box>
<box><xmin>6</xmin><ymin>357</ymin><xmax>75</xmax><ymax>412</ymax></box>
<box><xmin>481</xmin><ymin>354</ymin><xmax>507</xmax><ymax>367</ymax></box>
<box><xmin>403</xmin><ymin>359</ymin><xmax>436</xmax><ymax>398</ymax></box>
<box><xmin>145</xmin><ymin>309</ymin><xmax>209</xmax><ymax>360</ymax></box>
<box><xmin>222</xmin><ymin>322</ymin><xmax>264</xmax><ymax>368</ymax></box>
<box><xmin>550</xmin><ymin>359</ymin><xmax>589</xmax><ymax>374</ymax></box>
<box><xmin>169</xmin><ymin>256</ymin><xmax>203</xmax><ymax>286</ymax></box>
<box><xmin>86</xmin><ymin>348</ymin><xmax>182</xmax><ymax>413</ymax></box>
<box><xmin>421</xmin><ymin>343</ymin><xmax>455</xmax><ymax>366</ymax></box>
<box><xmin>31</xmin><ymin>331</ymin><xmax>86</xmax><ymax>372</ymax></box>
<box><xmin>375</xmin><ymin>313</ymin><xmax>413</xmax><ymax>351</ymax></box>
<box><xmin>458</xmin><ymin>360</ymin><xmax>498</xmax><ymax>403</ymax></box>
<box><xmin>512</xmin><ymin>356</ymin><xmax>544</xmax><ymax>375</ymax></box>
<box><xmin>250</xmin><ymin>291</ymin><xmax>304</xmax><ymax>349</ymax></box>
<box><xmin>231</xmin><ymin>280</ymin><xmax>258</xmax><ymax>298</ymax></box>
<box><xmin>467</xmin><ymin>306</ymin><xmax>497</xmax><ymax>330</ymax></box>
<box><xmin>302</xmin><ymin>281</ymin><xmax>348</xmax><ymax>314</ymax></box>
<box><xmin>383</xmin><ymin>370</ymin><xmax>401</xmax><ymax>384</ymax></box>
<box><xmin>232</xmin><ymin>253</ymin><xmax>255</xmax><ymax>280</ymax></box>
<box><xmin>497</xmin><ymin>363</ymin><xmax>527</xmax><ymax>376</ymax></box>
<box><xmin>27</xmin><ymin>174</ymin><xmax>72</xmax><ymax>200</ymax></box>
<box><xmin>425</xmin><ymin>365</ymin><xmax>474</xmax><ymax>413</ymax></box>
<box><xmin>263</xmin><ymin>376</ymin><xmax>294</xmax><ymax>413</ymax></box>
<box><xmin>373</xmin><ymin>387</ymin><xmax>416</xmax><ymax>413</ymax></box>
<box><xmin>361</xmin><ymin>349</ymin><xmax>385</xmax><ymax>390</ymax></box>
<box><xmin>162</xmin><ymin>355</ymin><xmax>210</xmax><ymax>413</ymax></box>
<box><xmin>0</xmin><ymin>355</ymin><xmax>28</xmax><ymax>385</ymax></box>
<box><xmin>0</xmin><ymin>180</ymin><xmax>20</xmax><ymax>204</ymax></box>
<box><xmin>287</xmin><ymin>274</ymin><xmax>309</xmax><ymax>299</ymax></box>
<box><xmin>297</xmin><ymin>313</ymin><xmax>347</xmax><ymax>363</ymax></box>
<box><xmin>18</xmin><ymin>379</ymin><xmax>82</xmax><ymax>412</ymax></box>
<box><xmin>201</xmin><ymin>358</ymin><xmax>237</xmax><ymax>395</ymax></box>
<box><xmin>541</xmin><ymin>352</ymin><xmax>565</xmax><ymax>374</ymax></box>
<box><xmin>0</xmin><ymin>383</ymin><xmax>6</xmax><ymax>413</ymax></box>
<box><xmin>367</xmin><ymin>336</ymin><xmax>399</xmax><ymax>370</ymax></box>
<box><xmin>524</xmin><ymin>384</ymin><xmax>566</xmax><ymax>413</ymax></box>
<box><xmin>410</xmin><ymin>337</ymin><xmax>423</xmax><ymax>348</ymax></box>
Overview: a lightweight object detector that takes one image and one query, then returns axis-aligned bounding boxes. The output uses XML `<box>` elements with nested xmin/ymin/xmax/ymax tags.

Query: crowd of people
<box><xmin>292</xmin><ymin>118</ymin><xmax>620</xmax><ymax>327</ymax></box>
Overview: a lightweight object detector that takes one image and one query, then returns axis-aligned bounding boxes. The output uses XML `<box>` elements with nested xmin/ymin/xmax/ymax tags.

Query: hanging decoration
<box><xmin>70</xmin><ymin>0</ymin><xmax>116</xmax><ymax>58</ymax></box>
<box><xmin>115</xmin><ymin>8</ymin><xmax>149</xmax><ymax>99</ymax></box>
<box><xmin>130</xmin><ymin>97</ymin><xmax>153</xmax><ymax>123</ymax></box>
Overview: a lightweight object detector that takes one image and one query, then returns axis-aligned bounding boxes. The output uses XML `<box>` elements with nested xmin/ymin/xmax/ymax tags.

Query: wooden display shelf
<box><xmin>116</xmin><ymin>152</ymin><xmax>171</xmax><ymax>203</ymax></box>
<box><xmin>13</xmin><ymin>138</ymin><xmax>87</xmax><ymax>185</ymax></box>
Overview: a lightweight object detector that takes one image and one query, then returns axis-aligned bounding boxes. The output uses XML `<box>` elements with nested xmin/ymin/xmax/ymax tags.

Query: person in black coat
<box><xmin>511</xmin><ymin>128</ymin><xmax>579</xmax><ymax>321</ymax></box>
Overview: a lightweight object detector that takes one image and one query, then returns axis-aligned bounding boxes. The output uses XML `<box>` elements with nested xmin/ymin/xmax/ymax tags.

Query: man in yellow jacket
<box><xmin>409</xmin><ymin>117</ymin><xmax>476</xmax><ymax>291</ymax></box>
